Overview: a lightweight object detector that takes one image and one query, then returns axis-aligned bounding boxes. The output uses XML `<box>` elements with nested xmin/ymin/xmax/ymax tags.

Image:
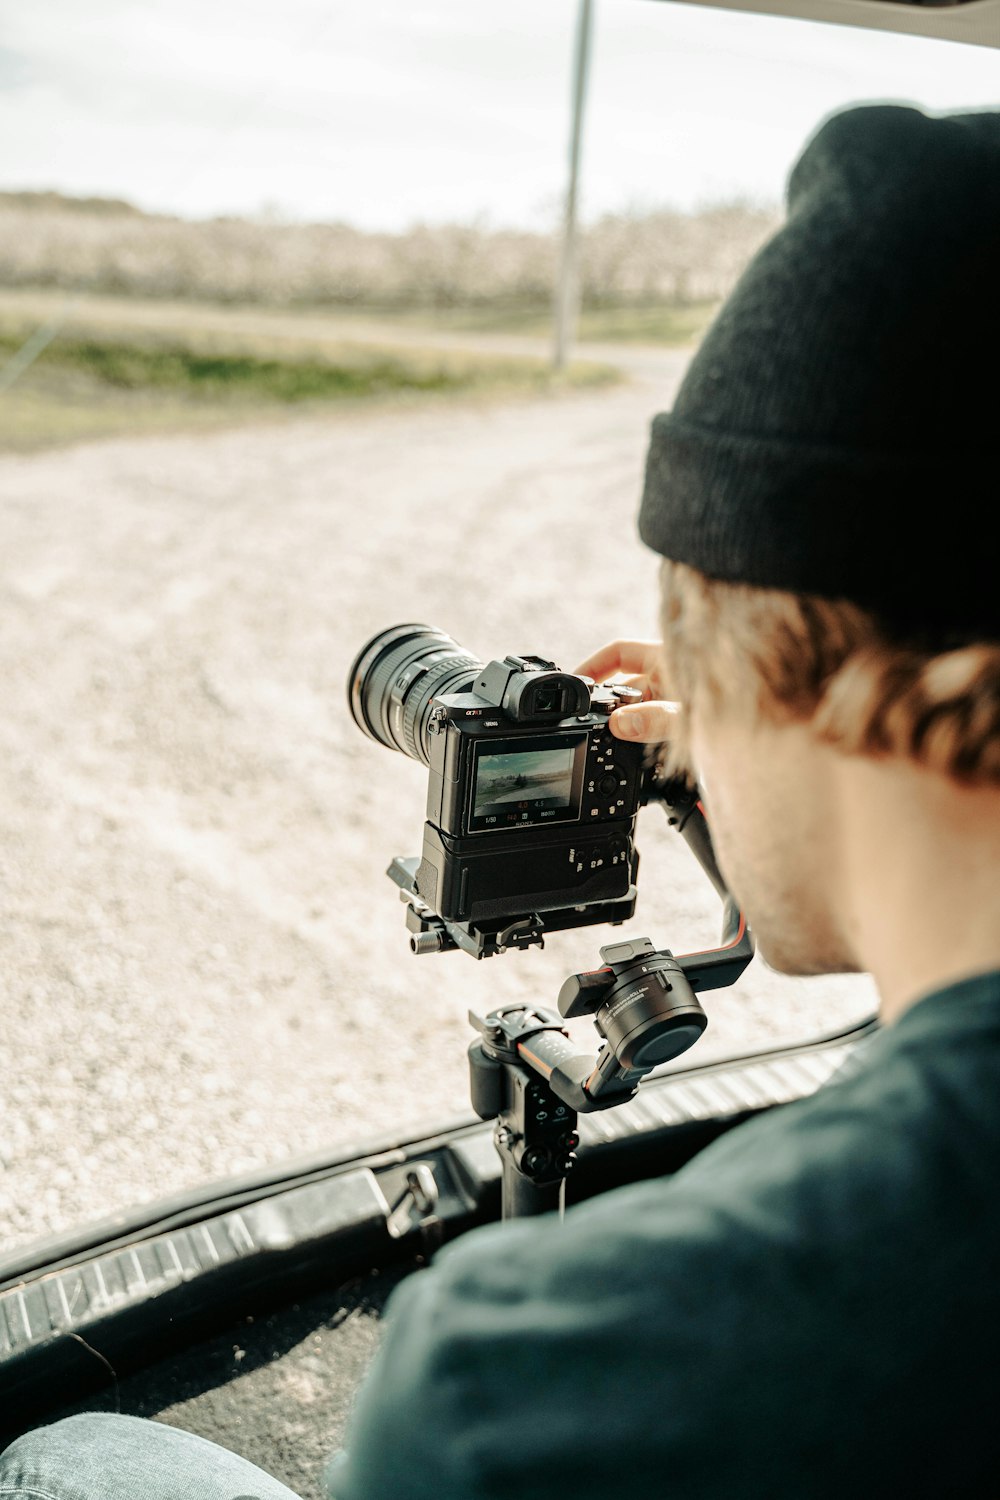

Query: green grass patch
<box><xmin>0</xmin><ymin>324</ymin><xmax>619</xmax><ymax>454</ymax></box>
<box><xmin>349</xmin><ymin>298</ymin><xmax>720</xmax><ymax>345</ymax></box>
<box><xmin>578</xmin><ymin>300</ymin><xmax>718</xmax><ymax>345</ymax></box>
<box><xmin>12</xmin><ymin>334</ymin><xmax>472</xmax><ymax>401</ymax></box>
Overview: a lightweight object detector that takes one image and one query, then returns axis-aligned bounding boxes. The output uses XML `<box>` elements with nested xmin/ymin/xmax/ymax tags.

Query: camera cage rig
<box><xmin>389</xmin><ymin>775</ymin><xmax>755</xmax><ymax>1219</ymax></box>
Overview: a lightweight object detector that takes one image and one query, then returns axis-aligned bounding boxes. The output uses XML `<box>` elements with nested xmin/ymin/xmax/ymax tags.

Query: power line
<box><xmin>553</xmin><ymin>0</ymin><xmax>594</xmax><ymax>372</ymax></box>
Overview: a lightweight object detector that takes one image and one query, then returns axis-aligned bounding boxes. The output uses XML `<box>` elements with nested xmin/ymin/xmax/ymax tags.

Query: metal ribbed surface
<box><xmin>580</xmin><ymin>1042</ymin><xmax>854</xmax><ymax>1148</ymax></box>
<box><xmin>0</xmin><ymin>1170</ymin><xmax>390</xmax><ymax>1363</ymax></box>
<box><xmin>0</xmin><ymin>1209</ymin><xmax>256</xmax><ymax>1357</ymax></box>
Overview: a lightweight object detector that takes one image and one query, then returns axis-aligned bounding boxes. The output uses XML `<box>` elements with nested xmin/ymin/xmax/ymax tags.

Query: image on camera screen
<box><xmin>472</xmin><ymin>745</ymin><xmax>578</xmax><ymax>828</ymax></box>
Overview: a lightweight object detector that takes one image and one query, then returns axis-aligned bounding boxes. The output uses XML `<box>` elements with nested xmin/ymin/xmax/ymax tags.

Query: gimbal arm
<box><xmin>647</xmin><ymin>776</ymin><xmax>754</xmax><ymax>993</ymax></box>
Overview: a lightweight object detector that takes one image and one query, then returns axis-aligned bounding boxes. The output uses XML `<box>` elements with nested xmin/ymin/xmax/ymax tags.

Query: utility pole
<box><xmin>553</xmin><ymin>0</ymin><xmax>594</xmax><ymax>371</ymax></box>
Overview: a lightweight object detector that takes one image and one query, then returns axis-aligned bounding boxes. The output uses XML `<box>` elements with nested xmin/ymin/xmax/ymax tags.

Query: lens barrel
<box><xmin>348</xmin><ymin>624</ymin><xmax>481</xmax><ymax>767</ymax></box>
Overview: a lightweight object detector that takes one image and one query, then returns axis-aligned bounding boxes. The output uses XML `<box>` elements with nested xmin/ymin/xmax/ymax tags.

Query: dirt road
<box><xmin>0</xmin><ymin>339</ymin><xmax>874</xmax><ymax>1253</ymax></box>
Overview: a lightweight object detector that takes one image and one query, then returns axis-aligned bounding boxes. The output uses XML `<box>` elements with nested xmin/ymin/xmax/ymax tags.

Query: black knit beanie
<box><xmin>638</xmin><ymin>103</ymin><xmax>1000</xmax><ymax>641</ymax></box>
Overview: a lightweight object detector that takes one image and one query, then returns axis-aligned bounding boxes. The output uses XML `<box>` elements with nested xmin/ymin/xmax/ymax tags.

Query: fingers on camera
<box><xmin>611</xmin><ymin>702</ymin><xmax>681</xmax><ymax>742</ymax></box>
<box><xmin>575</xmin><ymin>639</ymin><xmax>661</xmax><ymax>682</ymax></box>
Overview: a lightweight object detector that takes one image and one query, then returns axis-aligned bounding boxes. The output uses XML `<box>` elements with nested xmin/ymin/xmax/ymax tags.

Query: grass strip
<box><xmin>0</xmin><ymin>326</ymin><xmax>619</xmax><ymax>453</ymax></box>
<box><xmin>390</xmin><ymin>299</ymin><xmax>719</xmax><ymax>344</ymax></box>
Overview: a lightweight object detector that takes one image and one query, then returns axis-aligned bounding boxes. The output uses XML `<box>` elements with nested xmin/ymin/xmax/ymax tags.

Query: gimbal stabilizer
<box><xmin>391</xmin><ymin>778</ymin><xmax>753</xmax><ymax>1219</ymax></box>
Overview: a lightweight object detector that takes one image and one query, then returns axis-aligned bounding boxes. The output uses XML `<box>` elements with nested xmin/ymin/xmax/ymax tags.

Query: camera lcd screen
<box><xmin>468</xmin><ymin>734</ymin><xmax>587</xmax><ymax>833</ymax></box>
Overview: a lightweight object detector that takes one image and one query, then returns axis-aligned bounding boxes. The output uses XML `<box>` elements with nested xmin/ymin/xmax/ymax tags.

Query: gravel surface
<box><xmin>0</xmin><ymin>339</ymin><xmax>875</xmax><ymax>1255</ymax></box>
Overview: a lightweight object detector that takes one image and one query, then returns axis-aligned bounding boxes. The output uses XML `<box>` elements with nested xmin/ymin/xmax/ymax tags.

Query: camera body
<box><xmin>413</xmin><ymin>653</ymin><xmax>645</xmax><ymax>924</ymax></box>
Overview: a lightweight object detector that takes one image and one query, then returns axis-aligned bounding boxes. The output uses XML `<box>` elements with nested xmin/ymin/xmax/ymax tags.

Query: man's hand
<box><xmin>575</xmin><ymin>640</ymin><xmax>681</xmax><ymax>743</ymax></box>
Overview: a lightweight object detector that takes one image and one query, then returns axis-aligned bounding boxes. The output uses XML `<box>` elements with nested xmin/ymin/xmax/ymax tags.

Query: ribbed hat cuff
<box><xmin>637</xmin><ymin>412</ymin><xmax>991</xmax><ymax>635</ymax></box>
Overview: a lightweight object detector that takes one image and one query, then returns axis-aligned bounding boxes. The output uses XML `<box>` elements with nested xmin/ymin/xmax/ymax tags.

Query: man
<box><xmin>3</xmin><ymin>101</ymin><xmax>999</xmax><ymax>1499</ymax></box>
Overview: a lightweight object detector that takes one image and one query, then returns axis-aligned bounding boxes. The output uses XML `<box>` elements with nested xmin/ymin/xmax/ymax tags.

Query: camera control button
<box><xmin>599</xmin><ymin>772</ymin><xmax>618</xmax><ymax>796</ymax></box>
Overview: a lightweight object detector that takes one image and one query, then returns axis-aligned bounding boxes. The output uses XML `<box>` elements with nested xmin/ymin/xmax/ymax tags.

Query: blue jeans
<box><xmin>0</xmin><ymin>1413</ymin><xmax>312</xmax><ymax>1500</ymax></box>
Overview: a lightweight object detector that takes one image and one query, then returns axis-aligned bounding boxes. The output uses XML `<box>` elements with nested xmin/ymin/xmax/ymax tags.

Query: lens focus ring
<box><xmin>401</xmin><ymin>653</ymin><xmax>479</xmax><ymax>762</ymax></box>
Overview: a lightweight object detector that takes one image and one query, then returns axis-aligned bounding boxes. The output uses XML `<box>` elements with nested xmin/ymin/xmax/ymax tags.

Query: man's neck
<box><xmin>836</xmin><ymin>757</ymin><xmax>1000</xmax><ymax>1026</ymax></box>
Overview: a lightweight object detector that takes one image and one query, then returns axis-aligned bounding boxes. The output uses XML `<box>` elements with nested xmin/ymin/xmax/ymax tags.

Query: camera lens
<box><xmin>348</xmin><ymin>624</ymin><xmax>481</xmax><ymax>767</ymax></box>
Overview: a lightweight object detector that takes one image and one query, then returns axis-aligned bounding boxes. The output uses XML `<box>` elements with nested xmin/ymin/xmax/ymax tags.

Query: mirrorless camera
<box><xmin>348</xmin><ymin>625</ymin><xmax>646</xmax><ymax>951</ymax></box>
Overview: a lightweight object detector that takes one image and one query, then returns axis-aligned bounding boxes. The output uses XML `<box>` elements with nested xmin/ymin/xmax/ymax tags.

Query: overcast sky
<box><xmin>0</xmin><ymin>0</ymin><xmax>996</xmax><ymax>229</ymax></box>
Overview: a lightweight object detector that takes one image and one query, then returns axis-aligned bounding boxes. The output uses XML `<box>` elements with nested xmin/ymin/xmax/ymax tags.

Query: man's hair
<box><xmin>659</xmin><ymin>559</ymin><xmax>1000</xmax><ymax>786</ymax></box>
